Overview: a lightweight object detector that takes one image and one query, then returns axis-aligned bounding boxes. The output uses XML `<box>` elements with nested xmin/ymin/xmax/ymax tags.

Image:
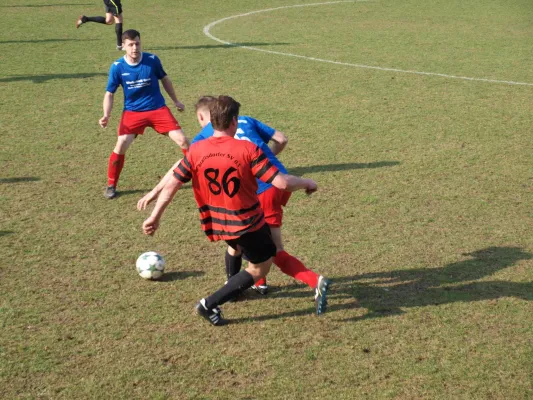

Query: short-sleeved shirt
<box><xmin>173</xmin><ymin>136</ymin><xmax>280</xmax><ymax>241</ymax></box>
<box><xmin>192</xmin><ymin>116</ymin><xmax>288</xmax><ymax>194</ymax></box>
<box><xmin>106</xmin><ymin>52</ymin><xmax>167</xmax><ymax>112</ymax></box>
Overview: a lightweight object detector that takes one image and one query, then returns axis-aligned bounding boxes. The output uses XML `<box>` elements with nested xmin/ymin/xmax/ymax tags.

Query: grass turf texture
<box><xmin>1</xmin><ymin>0</ymin><xmax>533</xmax><ymax>398</ymax></box>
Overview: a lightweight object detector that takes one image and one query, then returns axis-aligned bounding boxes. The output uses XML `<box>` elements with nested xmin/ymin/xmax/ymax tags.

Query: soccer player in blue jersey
<box><xmin>137</xmin><ymin>96</ymin><xmax>330</xmax><ymax>315</ymax></box>
<box><xmin>76</xmin><ymin>0</ymin><xmax>124</xmax><ymax>50</ymax></box>
<box><xmin>100</xmin><ymin>29</ymin><xmax>190</xmax><ymax>199</ymax></box>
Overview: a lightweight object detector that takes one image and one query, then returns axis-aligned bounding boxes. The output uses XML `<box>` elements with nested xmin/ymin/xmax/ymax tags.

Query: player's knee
<box><xmin>114</xmin><ymin>135</ymin><xmax>135</xmax><ymax>153</ymax></box>
<box><xmin>169</xmin><ymin>130</ymin><xmax>189</xmax><ymax>147</ymax></box>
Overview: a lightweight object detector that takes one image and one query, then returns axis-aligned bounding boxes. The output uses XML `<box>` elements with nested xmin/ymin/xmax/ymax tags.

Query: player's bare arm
<box><xmin>142</xmin><ymin>176</ymin><xmax>182</xmax><ymax>235</ymax></box>
<box><xmin>160</xmin><ymin>76</ymin><xmax>185</xmax><ymax>111</ymax></box>
<box><xmin>271</xmin><ymin>173</ymin><xmax>317</xmax><ymax>194</ymax></box>
<box><xmin>269</xmin><ymin>130</ymin><xmax>288</xmax><ymax>155</ymax></box>
<box><xmin>137</xmin><ymin>160</ymin><xmax>182</xmax><ymax>210</ymax></box>
<box><xmin>99</xmin><ymin>91</ymin><xmax>114</xmax><ymax>128</ymax></box>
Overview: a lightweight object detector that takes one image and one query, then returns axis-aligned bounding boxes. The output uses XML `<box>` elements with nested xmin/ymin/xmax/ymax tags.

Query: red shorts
<box><xmin>257</xmin><ymin>186</ymin><xmax>291</xmax><ymax>228</ymax></box>
<box><xmin>118</xmin><ymin>106</ymin><xmax>181</xmax><ymax>136</ymax></box>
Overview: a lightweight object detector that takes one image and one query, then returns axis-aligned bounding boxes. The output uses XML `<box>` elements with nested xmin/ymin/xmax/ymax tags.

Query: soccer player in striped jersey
<box><xmin>99</xmin><ymin>29</ymin><xmax>189</xmax><ymax>199</ymax></box>
<box><xmin>76</xmin><ymin>0</ymin><xmax>124</xmax><ymax>50</ymax></box>
<box><xmin>190</xmin><ymin>96</ymin><xmax>329</xmax><ymax>303</ymax></box>
<box><xmin>141</xmin><ymin>96</ymin><xmax>321</xmax><ymax>326</ymax></box>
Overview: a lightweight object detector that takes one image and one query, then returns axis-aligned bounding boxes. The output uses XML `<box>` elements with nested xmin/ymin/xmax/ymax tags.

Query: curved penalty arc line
<box><xmin>203</xmin><ymin>1</ymin><xmax>533</xmax><ymax>87</ymax></box>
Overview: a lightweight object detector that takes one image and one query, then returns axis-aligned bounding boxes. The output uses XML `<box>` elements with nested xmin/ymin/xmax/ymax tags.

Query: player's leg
<box><xmin>272</xmin><ymin>226</ymin><xmax>319</xmax><ymax>288</ymax></box>
<box><xmin>105</xmin><ymin>110</ymin><xmax>147</xmax><ymax>198</ymax></box>
<box><xmin>151</xmin><ymin>106</ymin><xmax>190</xmax><ymax>155</ymax></box>
<box><xmin>225</xmin><ymin>245</ymin><xmax>242</xmax><ymax>280</ymax></box>
<box><xmin>168</xmin><ymin>129</ymin><xmax>190</xmax><ymax>156</ymax></box>
<box><xmin>112</xmin><ymin>14</ymin><xmax>123</xmax><ymax>50</ymax></box>
<box><xmin>76</xmin><ymin>0</ymin><xmax>111</xmax><ymax>28</ymax></box>
<box><xmin>271</xmin><ymin>226</ymin><xmax>330</xmax><ymax>314</ymax></box>
<box><xmin>76</xmin><ymin>14</ymin><xmax>106</xmax><ymax>28</ymax></box>
<box><xmin>196</xmin><ymin>224</ymin><xmax>276</xmax><ymax>326</ymax></box>
<box><xmin>105</xmin><ymin>133</ymin><xmax>135</xmax><ymax>198</ymax></box>
<box><xmin>105</xmin><ymin>0</ymin><xmax>123</xmax><ymax>49</ymax></box>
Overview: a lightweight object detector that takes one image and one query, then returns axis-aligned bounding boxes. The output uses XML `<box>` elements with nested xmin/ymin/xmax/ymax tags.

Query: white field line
<box><xmin>203</xmin><ymin>1</ymin><xmax>533</xmax><ymax>87</ymax></box>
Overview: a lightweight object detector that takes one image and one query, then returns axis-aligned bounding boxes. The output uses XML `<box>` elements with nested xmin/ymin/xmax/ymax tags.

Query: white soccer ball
<box><xmin>136</xmin><ymin>251</ymin><xmax>165</xmax><ymax>280</ymax></box>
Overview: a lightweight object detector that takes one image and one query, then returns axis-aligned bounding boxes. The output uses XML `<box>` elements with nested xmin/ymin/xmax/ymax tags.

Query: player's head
<box><xmin>195</xmin><ymin>96</ymin><xmax>217</xmax><ymax>128</ymax></box>
<box><xmin>210</xmin><ymin>96</ymin><xmax>240</xmax><ymax>135</ymax></box>
<box><xmin>122</xmin><ymin>29</ymin><xmax>141</xmax><ymax>61</ymax></box>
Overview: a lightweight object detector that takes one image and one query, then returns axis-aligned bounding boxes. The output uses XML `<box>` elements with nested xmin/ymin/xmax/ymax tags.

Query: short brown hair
<box><xmin>122</xmin><ymin>29</ymin><xmax>140</xmax><ymax>42</ymax></box>
<box><xmin>210</xmin><ymin>96</ymin><xmax>241</xmax><ymax>130</ymax></box>
<box><xmin>195</xmin><ymin>96</ymin><xmax>217</xmax><ymax>112</ymax></box>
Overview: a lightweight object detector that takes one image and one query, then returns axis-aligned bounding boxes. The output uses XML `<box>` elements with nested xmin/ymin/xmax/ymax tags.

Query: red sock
<box><xmin>274</xmin><ymin>250</ymin><xmax>319</xmax><ymax>288</ymax></box>
<box><xmin>255</xmin><ymin>277</ymin><xmax>267</xmax><ymax>286</ymax></box>
<box><xmin>107</xmin><ymin>152</ymin><xmax>125</xmax><ymax>187</ymax></box>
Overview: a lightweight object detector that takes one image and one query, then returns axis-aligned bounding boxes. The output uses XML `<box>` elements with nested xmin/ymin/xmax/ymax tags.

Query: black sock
<box><xmin>225</xmin><ymin>250</ymin><xmax>242</xmax><ymax>280</ymax></box>
<box><xmin>204</xmin><ymin>270</ymin><xmax>254</xmax><ymax>309</ymax></box>
<box><xmin>115</xmin><ymin>23</ymin><xmax>123</xmax><ymax>47</ymax></box>
<box><xmin>86</xmin><ymin>16</ymin><xmax>106</xmax><ymax>24</ymax></box>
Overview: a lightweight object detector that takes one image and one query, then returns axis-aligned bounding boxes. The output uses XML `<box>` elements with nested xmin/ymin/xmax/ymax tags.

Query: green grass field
<box><xmin>1</xmin><ymin>0</ymin><xmax>533</xmax><ymax>398</ymax></box>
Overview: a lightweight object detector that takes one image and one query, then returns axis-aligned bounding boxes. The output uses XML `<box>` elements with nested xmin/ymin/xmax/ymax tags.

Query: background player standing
<box><xmin>76</xmin><ymin>0</ymin><xmax>124</xmax><ymax>50</ymax></box>
<box><xmin>100</xmin><ymin>29</ymin><xmax>190</xmax><ymax>199</ymax></box>
<box><xmin>141</xmin><ymin>96</ymin><xmax>322</xmax><ymax>326</ymax></box>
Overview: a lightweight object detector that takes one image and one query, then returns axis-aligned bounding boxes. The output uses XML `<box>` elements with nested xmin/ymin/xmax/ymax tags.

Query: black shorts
<box><xmin>104</xmin><ymin>0</ymin><xmax>122</xmax><ymax>16</ymax></box>
<box><xmin>225</xmin><ymin>223</ymin><xmax>276</xmax><ymax>264</ymax></box>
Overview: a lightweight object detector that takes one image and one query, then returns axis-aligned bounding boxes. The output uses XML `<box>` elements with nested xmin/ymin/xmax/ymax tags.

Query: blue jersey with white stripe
<box><xmin>106</xmin><ymin>52</ymin><xmax>167</xmax><ymax>112</ymax></box>
<box><xmin>192</xmin><ymin>116</ymin><xmax>287</xmax><ymax>194</ymax></box>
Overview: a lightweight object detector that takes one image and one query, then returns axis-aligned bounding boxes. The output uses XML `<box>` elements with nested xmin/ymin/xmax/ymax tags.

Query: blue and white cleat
<box><xmin>315</xmin><ymin>275</ymin><xmax>331</xmax><ymax>316</ymax></box>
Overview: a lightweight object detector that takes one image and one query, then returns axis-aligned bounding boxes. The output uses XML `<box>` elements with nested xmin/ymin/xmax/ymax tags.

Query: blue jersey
<box><xmin>192</xmin><ymin>116</ymin><xmax>288</xmax><ymax>195</ymax></box>
<box><xmin>106</xmin><ymin>52</ymin><xmax>167</xmax><ymax>112</ymax></box>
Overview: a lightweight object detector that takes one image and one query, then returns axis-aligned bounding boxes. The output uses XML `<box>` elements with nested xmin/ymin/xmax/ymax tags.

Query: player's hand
<box><xmin>142</xmin><ymin>216</ymin><xmax>160</xmax><ymax>236</ymax></box>
<box><xmin>99</xmin><ymin>116</ymin><xmax>109</xmax><ymax>128</ymax></box>
<box><xmin>137</xmin><ymin>190</ymin><xmax>158</xmax><ymax>211</ymax></box>
<box><xmin>305</xmin><ymin>179</ymin><xmax>318</xmax><ymax>195</ymax></box>
<box><xmin>174</xmin><ymin>100</ymin><xmax>185</xmax><ymax>112</ymax></box>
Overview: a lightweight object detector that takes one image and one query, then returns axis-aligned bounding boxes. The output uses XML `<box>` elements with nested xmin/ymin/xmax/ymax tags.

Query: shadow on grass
<box><xmin>0</xmin><ymin>177</ymin><xmax>40</xmax><ymax>183</ymax></box>
<box><xmin>146</xmin><ymin>42</ymin><xmax>290</xmax><ymax>51</ymax></box>
<box><xmin>230</xmin><ymin>246</ymin><xmax>532</xmax><ymax>323</ymax></box>
<box><xmin>0</xmin><ymin>72</ymin><xmax>107</xmax><ymax>83</ymax></box>
<box><xmin>288</xmin><ymin>161</ymin><xmax>400</xmax><ymax>176</ymax></box>
<box><xmin>0</xmin><ymin>3</ymin><xmax>92</xmax><ymax>7</ymax></box>
<box><xmin>158</xmin><ymin>271</ymin><xmax>205</xmax><ymax>282</ymax></box>
<box><xmin>335</xmin><ymin>246</ymin><xmax>533</xmax><ymax>321</ymax></box>
<box><xmin>0</xmin><ymin>39</ymin><xmax>99</xmax><ymax>44</ymax></box>
<box><xmin>0</xmin><ymin>231</ymin><xmax>15</xmax><ymax>237</ymax></box>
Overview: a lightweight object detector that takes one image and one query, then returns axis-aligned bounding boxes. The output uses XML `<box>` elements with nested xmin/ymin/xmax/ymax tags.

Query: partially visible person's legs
<box><xmin>197</xmin><ymin>224</ymin><xmax>276</xmax><ymax>326</ymax></box>
<box><xmin>105</xmin><ymin>133</ymin><xmax>136</xmax><ymax>199</ymax></box>
<box><xmin>76</xmin><ymin>0</ymin><xmax>123</xmax><ymax>49</ymax></box>
<box><xmin>151</xmin><ymin>106</ymin><xmax>190</xmax><ymax>155</ymax></box>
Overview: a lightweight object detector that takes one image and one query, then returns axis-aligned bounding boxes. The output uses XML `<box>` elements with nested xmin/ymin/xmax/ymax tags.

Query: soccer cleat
<box><xmin>116</xmin><ymin>45</ymin><xmax>123</xmax><ymax>51</ymax></box>
<box><xmin>104</xmin><ymin>185</ymin><xmax>117</xmax><ymax>199</ymax></box>
<box><xmin>196</xmin><ymin>299</ymin><xmax>226</xmax><ymax>326</ymax></box>
<box><xmin>76</xmin><ymin>15</ymin><xmax>87</xmax><ymax>29</ymax></box>
<box><xmin>251</xmin><ymin>283</ymin><xmax>268</xmax><ymax>295</ymax></box>
<box><xmin>314</xmin><ymin>275</ymin><xmax>331</xmax><ymax>316</ymax></box>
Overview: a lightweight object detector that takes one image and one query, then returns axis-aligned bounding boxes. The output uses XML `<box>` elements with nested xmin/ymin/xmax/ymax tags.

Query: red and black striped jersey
<box><xmin>173</xmin><ymin>136</ymin><xmax>280</xmax><ymax>241</ymax></box>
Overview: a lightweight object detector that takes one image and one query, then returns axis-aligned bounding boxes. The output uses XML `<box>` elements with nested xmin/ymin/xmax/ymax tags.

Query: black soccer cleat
<box><xmin>251</xmin><ymin>284</ymin><xmax>268</xmax><ymax>295</ymax></box>
<box><xmin>104</xmin><ymin>185</ymin><xmax>117</xmax><ymax>199</ymax></box>
<box><xmin>315</xmin><ymin>275</ymin><xmax>331</xmax><ymax>316</ymax></box>
<box><xmin>196</xmin><ymin>300</ymin><xmax>226</xmax><ymax>326</ymax></box>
